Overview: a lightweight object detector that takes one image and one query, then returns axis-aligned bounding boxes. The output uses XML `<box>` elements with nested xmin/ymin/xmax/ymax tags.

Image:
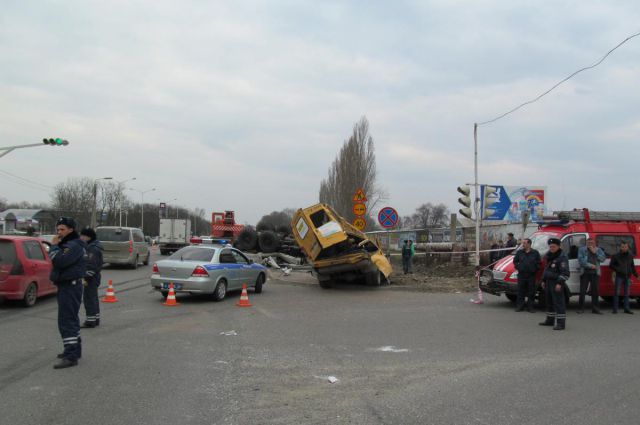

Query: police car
<box><xmin>151</xmin><ymin>244</ymin><xmax>267</xmax><ymax>301</ymax></box>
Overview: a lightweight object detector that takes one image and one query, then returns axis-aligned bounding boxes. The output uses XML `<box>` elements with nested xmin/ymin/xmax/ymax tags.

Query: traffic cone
<box><xmin>236</xmin><ymin>283</ymin><xmax>252</xmax><ymax>307</ymax></box>
<box><xmin>163</xmin><ymin>283</ymin><xmax>180</xmax><ymax>306</ymax></box>
<box><xmin>101</xmin><ymin>279</ymin><xmax>118</xmax><ymax>303</ymax></box>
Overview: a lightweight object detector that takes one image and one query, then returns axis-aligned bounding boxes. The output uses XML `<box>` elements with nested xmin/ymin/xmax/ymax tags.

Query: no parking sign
<box><xmin>377</xmin><ymin>207</ymin><xmax>399</xmax><ymax>229</ymax></box>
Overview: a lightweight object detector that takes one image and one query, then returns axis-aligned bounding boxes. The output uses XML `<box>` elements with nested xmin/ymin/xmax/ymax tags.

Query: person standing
<box><xmin>505</xmin><ymin>233</ymin><xmax>517</xmax><ymax>251</ymax></box>
<box><xmin>539</xmin><ymin>238</ymin><xmax>570</xmax><ymax>330</ymax></box>
<box><xmin>80</xmin><ymin>227</ymin><xmax>104</xmax><ymax>328</ymax></box>
<box><xmin>408</xmin><ymin>240</ymin><xmax>415</xmax><ymax>273</ymax></box>
<box><xmin>513</xmin><ymin>238</ymin><xmax>541</xmax><ymax>312</ymax></box>
<box><xmin>401</xmin><ymin>240</ymin><xmax>411</xmax><ymax>274</ymax></box>
<box><xmin>577</xmin><ymin>238</ymin><xmax>606</xmax><ymax>314</ymax></box>
<box><xmin>609</xmin><ymin>241</ymin><xmax>638</xmax><ymax>314</ymax></box>
<box><xmin>50</xmin><ymin>217</ymin><xmax>87</xmax><ymax>369</ymax></box>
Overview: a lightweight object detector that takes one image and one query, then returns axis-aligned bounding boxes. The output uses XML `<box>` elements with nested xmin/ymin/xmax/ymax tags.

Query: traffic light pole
<box><xmin>0</xmin><ymin>143</ymin><xmax>45</xmax><ymax>159</ymax></box>
<box><xmin>473</xmin><ymin>123</ymin><xmax>480</xmax><ymax>268</ymax></box>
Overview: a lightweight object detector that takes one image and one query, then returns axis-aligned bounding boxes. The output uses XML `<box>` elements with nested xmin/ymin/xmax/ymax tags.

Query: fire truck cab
<box><xmin>480</xmin><ymin>209</ymin><xmax>640</xmax><ymax>305</ymax></box>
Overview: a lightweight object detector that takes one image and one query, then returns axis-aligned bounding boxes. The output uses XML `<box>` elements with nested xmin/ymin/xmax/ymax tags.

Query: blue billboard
<box><xmin>481</xmin><ymin>185</ymin><xmax>547</xmax><ymax>222</ymax></box>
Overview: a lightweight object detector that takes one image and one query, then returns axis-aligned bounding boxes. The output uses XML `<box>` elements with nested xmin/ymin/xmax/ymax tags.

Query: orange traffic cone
<box><xmin>163</xmin><ymin>283</ymin><xmax>180</xmax><ymax>306</ymax></box>
<box><xmin>236</xmin><ymin>283</ymin><xmax>252</xmax><ymax>307</ymax></box>
<box><xmin>101</xmin><ymin>279</ymin><xmax>118</xmax><ymax>303</ymax></box>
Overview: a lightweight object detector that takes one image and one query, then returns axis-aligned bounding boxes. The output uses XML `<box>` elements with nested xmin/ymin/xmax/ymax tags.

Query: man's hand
<box><xmin>51</xmin><ymin>235</ymin><xmax>61</xmax><ymax>246</ymax></box>
<box><xmin>555</xmin><ymin>283</ymin><xmax>562</xmax><ymax>293</ymax></box>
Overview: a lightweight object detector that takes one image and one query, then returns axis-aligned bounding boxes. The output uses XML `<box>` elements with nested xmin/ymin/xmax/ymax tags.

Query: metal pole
<box><xmin>141</xmin><ymin>193</ymin><xmax>144</xmax><ymax>233</ymax></box>
<box><xmin>119</xmin><ymin>186</ymin><xmax>123</xmax><ymax>227</ymax></box>
<box><xmin>91</xmin><ymin>181</ymin><xmax>98</xmax><ymax>229</ymax></box>
<box><xmin>474</xmin><ymin>123</ymin><xmax>480</xmax><ymax>267</ymax></box>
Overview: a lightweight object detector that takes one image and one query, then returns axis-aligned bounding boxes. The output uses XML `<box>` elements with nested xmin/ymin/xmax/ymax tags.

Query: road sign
<box><xmin>353</xmin><ymin>188</ymin><xmax>367</xmax><ymax>202</ymax></box>
<box><xmin>378</xmin><ymin>207</ymin><xmax>399</xmax><ymax>229</ymax></box>
<box><xmin>353</xmin><ymin>217</ymin><xmax>366</xmax><ymax>231</ymax></box>
<box><xmin>353</xmin><ymin>203</ymin><xmax>367</xmax><ymax>217</ymax></box>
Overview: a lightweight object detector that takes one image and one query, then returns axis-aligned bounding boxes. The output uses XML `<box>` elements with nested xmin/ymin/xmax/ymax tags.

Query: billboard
<box><xmin>481</xmin><ymin>185</ymin><xmax>547</xmax><ymax>222</ymax></box>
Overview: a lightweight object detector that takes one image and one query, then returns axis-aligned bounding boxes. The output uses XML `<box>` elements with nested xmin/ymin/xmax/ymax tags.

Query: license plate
<box><xmin>162</xmin><ymin>283</ymin><xmax>182</xmax><ymax>290</ymax></box>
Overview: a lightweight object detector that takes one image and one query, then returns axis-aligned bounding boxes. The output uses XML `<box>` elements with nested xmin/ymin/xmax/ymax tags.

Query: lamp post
<box><xmin>130</xmin><ymin>187</ymin><xmax>156</xmax><ymax>234</ymax></box>
<box><xmin>117</xmin><ymin>177</ymin><xmax>136</xmax><ymax>227</ymax></box>
<box><xmin>91</xmin><ymin>177</ymin><xmax>113</xmax><ymax>228</ymax></box>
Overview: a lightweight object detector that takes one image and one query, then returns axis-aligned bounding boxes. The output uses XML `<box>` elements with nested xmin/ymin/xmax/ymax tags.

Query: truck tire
<box><xmin>365</xmin><ymin>271</ymin><xmax>382</xmax><ymax>286</ymax></box>
<box><xmin>276</xmin><ymin>224</ymin><xmax>291</xmax><ymax>235</ymax></box>
<box><xmin>256</xmin><ymin>222</ymin><xmax>276</xmax><ymax>232</ymax></box>
<box><xmin>258</xmin><ymin>231</ymin><xmax>281</xmax><ymax>253</ymax></box>
<box><xmin>317</xmin><ymin>274</ymin><xmax>332</xmax><ymax>289</ymax></box>
<box><xmin>236</xmin><ymin>228</ymin><xmax>258</xmax><ymax>251</ymax></box>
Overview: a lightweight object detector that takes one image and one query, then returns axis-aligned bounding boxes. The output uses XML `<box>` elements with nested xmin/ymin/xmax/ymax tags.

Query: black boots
<box><xmin>53</xmin><ymin>358</ymin><xmax>78</xmax><ymax>369</ymax></box>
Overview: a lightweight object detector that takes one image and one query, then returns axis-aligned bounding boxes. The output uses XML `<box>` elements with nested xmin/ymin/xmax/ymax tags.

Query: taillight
<box><xmin>190</xmin><ymin>237</ymin><xmax>203</xmax><ymax>244</ymax></box>
<box><xmin>191</xmin><ymin>266</ymin><xmax>209</xmax><ymax>277</ymax></box>
<box><xmin>152</xmin><ymin>263</ymin><xmax>159</xmax><ymax>274</ymax></box>
<box><xmin>129</xmin><ymin>240</ymin><xmax>133</xmax><ymax>254</ymax></box>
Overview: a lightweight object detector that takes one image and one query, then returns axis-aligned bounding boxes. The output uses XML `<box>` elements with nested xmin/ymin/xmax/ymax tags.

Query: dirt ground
<box><xmin>388</xmin><ymin>256</ymin><xmax>478</xmax><ymax>293</ymax></box>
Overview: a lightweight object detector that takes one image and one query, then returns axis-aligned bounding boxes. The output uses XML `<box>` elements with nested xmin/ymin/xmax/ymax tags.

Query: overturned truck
<box><xmin>291</xmin><ymin>203</ymin><xmax>392</xmax><ymax>288</ymax></box>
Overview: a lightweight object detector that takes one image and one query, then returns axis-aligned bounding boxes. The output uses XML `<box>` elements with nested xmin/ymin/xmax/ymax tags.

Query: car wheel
<box><xmin>254</xmin><ymin>273</ymin><xmax>265</xmax><ymax>294</ymax></box>
<box><xmin>505</xmin><ymin>294</ymin><xmax>517</xmax><ymax>303</ymax></box>
<box><xmin>23</xmin><ymin>282</ymin><xmax>38</xmax><ymax>307</ymax></box>
<box><xmin>212</xmin><ymin>280</ymin><xmax>227</xmax><ymax>302</ymax></box>
<box><xmin>143</xmin><ymin>253</ymin><xmax>150</xmax><ymax>266</ymax></box>
<box><xmin>131</xmin><ymin>255</ymin><xmax>139</xmax><ymax>270</ymax></box>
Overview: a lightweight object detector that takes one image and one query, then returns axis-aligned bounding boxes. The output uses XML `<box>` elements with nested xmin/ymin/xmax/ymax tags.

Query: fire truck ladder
<box><xmin>555</xmin><ymin>210</ymin><xmax>640</xmax><ymax>222</ymax></box>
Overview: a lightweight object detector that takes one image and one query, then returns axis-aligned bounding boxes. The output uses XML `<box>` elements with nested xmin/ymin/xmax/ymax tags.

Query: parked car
<box><xmin>0</xmin><ymin>236</ymin><xmax>56</xmax><ymax>307</ymax></box>
<box><xmin>150</xmin><ymin>245</ymin><xmax>267</xmax><ymax>301</ymax></box>
<box><xmin>96</xmin><ymin>226</ymin><xmax>150</xmax><ymax>269</ymax></box>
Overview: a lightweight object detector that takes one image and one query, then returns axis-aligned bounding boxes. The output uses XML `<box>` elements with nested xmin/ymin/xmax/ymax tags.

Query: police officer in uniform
<box><xmin>539</xmin><ymin>238</ymin><xmax>570</xmax><ymax>330</ymax></box>
<box><xmin>50</xmin><ymin>217</ymin><xmax>87</xmax><ymax>369</ymax></box>
<box><xmin>80</xmin><ymin>227</ymin><xmax>103</xmax><ymax>328</ymax></box>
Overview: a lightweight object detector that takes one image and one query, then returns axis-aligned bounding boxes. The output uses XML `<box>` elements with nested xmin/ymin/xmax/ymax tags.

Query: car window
<box><xmin>596</xmin><ymin>235</ymin><xmax>636</xmax><ymax>257</ymax></box>
<box><xmin>96</xmin><ymin>228</ymin><xmax>131</xmax><ymax>242</ymax></box>
<box><xmin>219</xmin><ymin>249</ymin><xmax>237</xmax><ymax>264</ymax></box>
<box><xmin>169</xmin><ymin>247</ymin><xmax>216</xmax><ymax>262</ymax></box>
<box><xmin>23</xmin><ymin>240</ymin><xmax>46</xmax><ymax>261</ymax></box>
<box><xmin>0</xmin><ymin>240</ymin><xmax>18</xmax><ymax>266</ymax></box>
<box><xmin>133</xmin><ymin>230</ymin><xmax>144</xmax><ymax>243</ymax></box>
<box><xmin>231</xmin><ymin>250</ymin><xmax>249</xmax><ymax>264</ymax></box>
<box><xmin>561</xmin><ymin>234</ymin><xmax>586</xmax><ymax>260</ymax></box>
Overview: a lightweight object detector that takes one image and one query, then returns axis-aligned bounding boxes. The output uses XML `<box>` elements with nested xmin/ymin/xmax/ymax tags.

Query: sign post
<box><xmin>378</xmin><ymin>207</ymin><xmax>399</xmax><ymax>253</ymax></box>
<box><xmin>352</xmin><ymin>188</ymin><xmax>368</xmax><ymax>231</ymax></box>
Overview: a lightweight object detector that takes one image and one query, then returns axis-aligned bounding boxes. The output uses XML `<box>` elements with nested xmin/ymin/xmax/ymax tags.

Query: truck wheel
<box><xmin>23</xmin><ymin>282</ymin><xmax>38</xmax><ymax>307</ymax></box>
<box><xmin>236</xmin><ymin>228</ymin><xmax>258</xmax><ymax>251</ymax></box>
<box><xmin>317</xmin><ymin>274</ymin><xmax>333</xmax><ymax>289</ymax></box>
<box><xmin>276</xmin><ymin>224</ymin><xmax>291</xmax><ymax>235</ymax></box>
<box><xmin>365</xmin><ymin>271</ymin><xmax>382</xmax><ymax>286</ymax></box>
<box><xmin>505</xmin><ymin>294</ymin><xmax>517</xmax><ymax>303</ymax></box>
<box><xmin>258</xmin><ymin>231</ymin><xmax>281</xmax><ymax>253</ymax></box>
<box><xmin>254</xmin><ymin>273</ymin><xmax>265</xmax><ymax>294</ymax></box>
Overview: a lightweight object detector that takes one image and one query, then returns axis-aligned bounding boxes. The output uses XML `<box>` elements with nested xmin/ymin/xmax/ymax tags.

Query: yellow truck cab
<box><xmin>291</xmin><ymin>203</ymin><xmax>392</xmax><ymax>288</ymax></box>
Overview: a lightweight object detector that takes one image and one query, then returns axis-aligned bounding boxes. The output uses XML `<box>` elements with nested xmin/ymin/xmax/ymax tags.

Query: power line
<box><xmin>478</xmin><ymin>30</ymin><xmax>640</xmax><ymax>126</ymax></box>
<box><xmin>0</xmin><ymin>169</ymin><xmax>55</xmax><ymax>192</ymax></box>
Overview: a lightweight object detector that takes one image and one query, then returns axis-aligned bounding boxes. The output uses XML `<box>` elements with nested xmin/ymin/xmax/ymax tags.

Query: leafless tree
<box><xmin>319</xmin><ymin>116</ymin><xmax>386</xmax><ymax>222</ymax></box>
<box><xmin>411</xmin><ymin>203</ymin><xmax>450</xmax><ymax>229</ymax></box>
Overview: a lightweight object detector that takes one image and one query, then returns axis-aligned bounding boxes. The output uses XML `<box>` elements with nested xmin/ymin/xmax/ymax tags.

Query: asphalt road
<box><xmin>1</xmin><ymin>251</ymin><xmax>640</xmax><ymax>425</ymax></box>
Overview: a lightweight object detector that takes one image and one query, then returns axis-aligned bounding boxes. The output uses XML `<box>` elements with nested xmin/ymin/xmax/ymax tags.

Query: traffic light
<box><xmin>481</xmin><ymin>185</ymin><xmax>498</xmax><ymax>219</ymax></box>
<box><xmin>457</xmin><ymin>185</ymin><xmax>473</xmax><ymax>220</ymax></box>
<box><xmin>42</xmin><ymin>138</ymin><xmax>69</xmax><ymax>146</ymax></box>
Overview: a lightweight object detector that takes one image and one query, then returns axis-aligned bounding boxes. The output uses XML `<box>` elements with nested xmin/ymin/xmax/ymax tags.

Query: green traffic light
<box><xmin>55</xmin><ymin>138</ymin><xmax>63</xmax><ymax>145</ymax></box>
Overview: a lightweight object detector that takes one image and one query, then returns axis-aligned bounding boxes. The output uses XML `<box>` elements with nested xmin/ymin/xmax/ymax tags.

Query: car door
<box><xmin>219</xmin><ymin>249</ymin><xmax>240</xmax><ymax>290</ymax></box>
<box><xmin>231</xmin><ymin>249</ymin><xmax>254</xmax><ymax>287</ymax></box>
<box><xmin>21</xmin><ymin>240</ymin><xmax>52</xmax><ymax>295</ymax></box>
<box><xmin>561</xmin><ymin>233</ymin><xmax>587</xmax><ymax>294</ymax></box>
<box><xmin>132</xmin><ymin>229</ymin><xmax>147</xmax><ymax>262</ymax></box>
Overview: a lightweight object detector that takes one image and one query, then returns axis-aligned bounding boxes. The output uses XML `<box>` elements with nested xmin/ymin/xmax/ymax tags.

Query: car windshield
<box><xmin>96</xmin><ymin>228</ymin><xmax>130</xmax><ymax>242</ymax></box>
<box><xmin>169</xmin><ymin>247</ymin><xmax>217</xmax><ymax>262</ymax></box>
<box><xmin>515</xmin><ymin>233</ymin><xmax>559</xmax><ymax>256</ymax></box>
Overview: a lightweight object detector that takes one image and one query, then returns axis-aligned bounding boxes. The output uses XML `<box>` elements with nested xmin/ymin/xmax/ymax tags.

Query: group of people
<box><xmin>512</xmin><ymin>237</ymin><xmax>637</xmax><ymax>331</ymax></box>
<box><xmin>489</xmin><ymin>233</ymin><xmax>518</xmax><ymax>264</ymax></box>
<box><xmin>49</xmin><ymin>217</ymin><xmax>104</xmax><ymax>369</ymax></box>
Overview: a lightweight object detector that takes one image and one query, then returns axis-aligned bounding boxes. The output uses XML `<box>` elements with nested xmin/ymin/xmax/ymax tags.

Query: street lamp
<box><xmin>130</xmin><ymin>187</ymin><xmax>156</xmax><ymax>234</ymax></box>
<box><xmin>0</xmin><ymin>138</ymin><xmax>70</xmax><ymax>159</ymax></box>
<box><xmin>117</xmin><ymin>177</ymin><xmax>136</xmax><ymax>227</ymax></box>
<box><xmin>91</xmin><ymin>177</ymin><xmax>113</xmax><ymax>228</ymax></box>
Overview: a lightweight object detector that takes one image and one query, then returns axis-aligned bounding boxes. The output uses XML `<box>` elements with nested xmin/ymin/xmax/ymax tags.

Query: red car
<box><xmin>0</xmin><ymin>236</ymin><xmax>56</xmax><ymax>307</ymax></box>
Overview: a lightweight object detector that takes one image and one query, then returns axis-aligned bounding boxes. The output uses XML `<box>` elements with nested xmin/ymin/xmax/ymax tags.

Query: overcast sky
<box><xmin>1</xmin><ymin>1</ymin><xmax>639</xmax><ymax>224</ymax></box>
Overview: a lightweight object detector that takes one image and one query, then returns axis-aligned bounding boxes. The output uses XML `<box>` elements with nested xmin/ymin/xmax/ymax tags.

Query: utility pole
<box><xmin>91</xmin><ymin>177</ymin><xmax>113</xmax><ymax>228</ymax></box>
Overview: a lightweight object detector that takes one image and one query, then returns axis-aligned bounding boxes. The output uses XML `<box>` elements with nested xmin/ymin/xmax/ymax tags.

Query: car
<box><xmin>0</xmin><ymin>236</ymin><xmax>56</xmax><ymax>307</ymax></box>
<box><xmin>96</xmin><ymin>226</ymin><xmax>150</xmax><ymax>269</ymax></box>
<box><xmin>150</xmin><ymin>245</ymin><xmax>268</xmax><ymax>301</ymax></box>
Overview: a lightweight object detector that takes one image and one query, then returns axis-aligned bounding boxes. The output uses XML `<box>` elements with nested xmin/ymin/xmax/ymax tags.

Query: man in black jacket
<box><xmin>513</xmin><ymin>238</ymin><xmax>541</xmax><ymax>312</ymax></box>
<box><xmin>609</xmin><ymin>241</ymin><xmax>638</xmax><ymax>314</ymax></box>
<box><xmin>539</xmin><ymin>238</ymin><xmax>570</xmax><ymax>330</ymax></box>
<box><xmin>50</xmin><ymin>217</ymin><xmax>87</xmax><ymax>369</ymax></box>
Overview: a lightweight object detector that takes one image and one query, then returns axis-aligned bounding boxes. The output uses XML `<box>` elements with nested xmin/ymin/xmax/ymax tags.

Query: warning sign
<box><xmin>353</xmin><ymin>203</ymin><xmax>367</xmax><ymax>217</ymax></box>
<box><xmin>352</xmin><ymin>188</ymin><xmax>367</xmax><ymax>202</ymax></box>
<box><xmin>353</xmin><ymin>217</ymin><xmax>366</xmax><ymax>231</ymax></box>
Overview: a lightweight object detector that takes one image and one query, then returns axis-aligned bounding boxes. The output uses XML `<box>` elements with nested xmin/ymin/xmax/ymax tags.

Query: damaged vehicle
<box><xmin>291</xmin><ymin>203</ymin><xmax>392</xmax><ymax>288</ymax></box>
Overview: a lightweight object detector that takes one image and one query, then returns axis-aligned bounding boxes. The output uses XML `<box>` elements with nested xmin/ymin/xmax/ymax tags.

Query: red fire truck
<box><xmin>480</xmin><ymin>209</ymin><xmax>640</xmax><ymax>305</ymax></box>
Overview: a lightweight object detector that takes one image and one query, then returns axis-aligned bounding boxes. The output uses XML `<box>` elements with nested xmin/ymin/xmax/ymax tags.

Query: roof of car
<box><xmin>0</xmin><ymin>235</ymin><xmax>44</xmax><ymax>242</ymax></box>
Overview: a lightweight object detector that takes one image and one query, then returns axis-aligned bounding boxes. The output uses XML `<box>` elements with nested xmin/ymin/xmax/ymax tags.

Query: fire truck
<box><xmin>479</xmin><ymin>209</ymin><xmax>640</xmax><ymax>305</ymax></box>
<box><xmin>190</xmin><ymin>211</ymin><xmax>245</xmax><ymax>245</ymax></box>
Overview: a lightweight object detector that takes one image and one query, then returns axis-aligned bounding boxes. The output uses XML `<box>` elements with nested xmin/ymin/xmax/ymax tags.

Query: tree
<box><xmin>319</xmin><ymin>116</ymin><xmax>386</xmax><ymax>223</ymax></box>
<box><xmin>411</xmin><ymin>203</ymin><xmax>450</xmax><ymax>229</ymax></box>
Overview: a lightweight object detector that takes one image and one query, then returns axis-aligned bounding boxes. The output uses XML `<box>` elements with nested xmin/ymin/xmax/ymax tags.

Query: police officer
<box><xmin>539</xmin><ymin>238</ymin><xmax>570</xmax><ymax>330</ymax></box>
<box><xmin>80</xmin><ymin>227</ymin><xmax>103</xmax><ymax>328</ymax></box>
<box><xmin>50</xmin><ymin>217</ymin><xmax>87</xmax><ymax>369</ymax></box>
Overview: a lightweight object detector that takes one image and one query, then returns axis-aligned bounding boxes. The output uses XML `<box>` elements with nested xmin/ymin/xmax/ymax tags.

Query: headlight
<box><xmin>510</xmin><ymin>271</ymin><xmax>518</xmax><ymax>279</ymax></box>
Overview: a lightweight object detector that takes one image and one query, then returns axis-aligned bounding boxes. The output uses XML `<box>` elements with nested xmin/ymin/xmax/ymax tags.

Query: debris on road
<box><xmin>219</xmin><ymin>330</ymin><xmax>238</xmax><ymax>336</ymax></box>
<box><xmin>374</xmin><ymin>346</ymin><xmax>410</xmax><ymax>353</ymax></box>
<box><xmin>314</xmin><ymin>375</ymin><xmax>340</xmax><ymax>384</ymax></box>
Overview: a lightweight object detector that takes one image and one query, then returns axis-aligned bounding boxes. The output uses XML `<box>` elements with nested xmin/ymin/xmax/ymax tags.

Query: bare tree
<box><xmin>319</xmin><ymin>116</ymin><xmax>386</xmax><ymax>222</ymax></box>
<box><xmin>411</xmin><ymin>203</ymin><xmax>450</xmax><ymax>229</ymax></box>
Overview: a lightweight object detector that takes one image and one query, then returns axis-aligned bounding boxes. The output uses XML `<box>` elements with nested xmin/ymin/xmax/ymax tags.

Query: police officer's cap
<box><xmin>547</xmin><ymin>237</ymin><xmax>561</xmax><ymax>246</ymax></box>
<box><xmin>56</xmin><ymin>216</ymin><xmax>77</xmax><ymax>229</ymax></box>
<box><xmin>80</xmin><ymin>227</ymin><xmax>97</xmax><ymax>240</ymax></box>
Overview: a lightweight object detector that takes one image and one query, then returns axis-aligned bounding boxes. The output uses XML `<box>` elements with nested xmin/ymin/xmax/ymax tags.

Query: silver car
<box><xmin>150</xmin><ymin>245</ymin><xmax>268</xmax><ymax>301</ymax></box>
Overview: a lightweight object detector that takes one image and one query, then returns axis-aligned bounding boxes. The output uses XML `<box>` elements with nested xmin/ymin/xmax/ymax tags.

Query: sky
<box><xmin>1</xmin><ymin>0</ymin><xmax>639</xmax><ymax>225</ymax></box>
